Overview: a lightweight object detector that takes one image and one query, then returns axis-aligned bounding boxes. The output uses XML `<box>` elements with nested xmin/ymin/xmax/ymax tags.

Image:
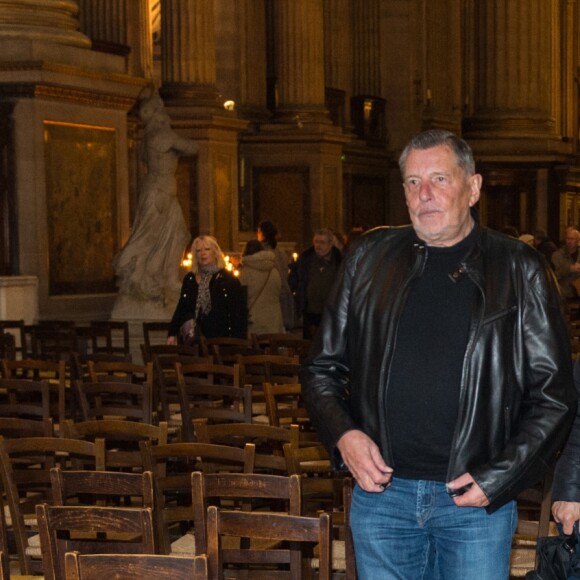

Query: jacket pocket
<box><xmin>482</xmin><ymin>305</ymin><xmax>517</xmax><ymax>325</ymax></box>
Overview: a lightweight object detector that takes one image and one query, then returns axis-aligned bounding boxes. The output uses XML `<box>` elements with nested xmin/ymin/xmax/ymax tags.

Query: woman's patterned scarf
<box><xmin>196</xmin><ymin>265</ymin><xmax>220</xmax><ymax>318</ymax></box>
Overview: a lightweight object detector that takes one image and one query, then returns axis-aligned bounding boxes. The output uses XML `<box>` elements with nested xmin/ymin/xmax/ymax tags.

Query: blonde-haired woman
<box><xmin>167</xmin><ymin>235</ymin><xmax>247</xmax><ymax>343</ymax></box>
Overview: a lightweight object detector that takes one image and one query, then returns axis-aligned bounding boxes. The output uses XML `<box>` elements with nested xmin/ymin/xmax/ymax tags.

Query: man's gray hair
<box><xmin>313</xmin><ymin>228</ymin><xmax>334</xmax><ymax>241</ymax></box>
<box><xmin>399</xmin><ymin>130</ymin><xmax>476</xmax><ymax>177</ymax></box>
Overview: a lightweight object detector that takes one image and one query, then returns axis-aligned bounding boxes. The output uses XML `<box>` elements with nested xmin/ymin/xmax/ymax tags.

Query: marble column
<box><xmin>352</xmin><ymin>0</ymin><xmax>380</xmax><ymax>96</ymax></box>
<box><xmin>160</xmin><ymin>0</ymin><xmax>221</xmax><ymax>107</ymax></box>
<box><xmin>273</xmin><ymin>0</ymin><xmax>329</xmax><ymax>124</ymax></box>
<box><xmin>0</xmin><ymin>0</ymin><xmax>90</xmax><ymax>48</ymax></box>
<box><xmin>464</xmin><ymin>0</ymin><xmax>561</xmax><ymax>138</ymax></box>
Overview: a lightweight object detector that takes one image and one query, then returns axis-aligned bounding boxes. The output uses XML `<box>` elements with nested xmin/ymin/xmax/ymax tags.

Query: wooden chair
<box><xmin>152</xmin><ymin>352</ymin><xmax>212</xmax><ymax>426</ymax></box>
<box><xmin>206</xmin><ymin>506</ymin><xmax>332</xmax><ymax>580</ymax></box>
<box><xmin>0</xmin><ymin>377</ymin><xmax>52</xmax><ymax>421</ymax></box>
<box><xmin>193</xmin><ymin>419</ymin><xmax>300</xmax><ymax>474</ymax></box>
<box><xmin>0</xmin><ymin>436</ymin><xmax>105</xmax><ymax>575</ymax></box>
<box><xmin>89</xmin><ymin>320</ymin><xmax>130</xmax><ymax>358</ymax></box>
<box><xmin>64</xmin><ymin>552</ymin><xmax>209</xmax><ymax>580</ymax></box>
<box><xmin>69</xmin><ymin>351</ymin><xmax>133</xmax><ymax>384</ymax></box>
<box><xmin>142</xmin><ymin>321</ymin><xmax>171</xmax><ymax>351</ymax></box>
<box><xmin>1</xmin><ymin>358</ymin><xmax>67</xmax><ymax>424</ymax></box>
<box><xmin>37</xmin><ymin>503</ymin><xmax>155</xmax><ymax>580</ymax></box>
<box><xmin>142</xmin><ymin>342</ymin><xmax>201</xmax><ymax>364</ymax></box>
<box><xmin>87</xmin><ymin>360</ymin><xmax>153</xmax><ymax>384</ymax></box>
<box><xmin>191</xmin><ymin>471</ymin><xmax>302</xmax><ymax>558</ymax></box>
<box><xmin>50</xmin><ymin>467</ymin><xmax>154</xmax><ymax>510</ymax></box>
<box><xmin>30</xmin><ymin>323</ymin><xmax>78</xmax><ymax>362</ymax></box>
<box><xmin>251</xmin><ymin>333</ymin><xmax>312</xmax><ymax>360</ymax></box>
<box><xmin>284</xmin><ymin>443</ymin><xmax>356</xmax><ymax>578</ymax></box>
<box><xmin>199</xmin><ymin>336</ymin><xmax>261</xmax><ymax>365</ymax></box>
<box><xmin>0</xmin><ymin>319</ymin><xmax>27</xmax><ymax>359</ymax></box>
<box><xmin>140</xmin><ymin>440</ymin><xmax>256</xmax><ymax>554</ymax></box>
<box><xmin>62</xmin><ymin>419</ymin><xmax>168</xmax><ymax>472</ymax></box>
<box><xmin>74</xmin><ymin>380</ymin><xmax>153</xmax><ymax>424</ymax></box>
<box><xmin>264</xmin><ymin>382</ymin><xmax>313</xmax><ymax>433</ymax></box>
<box><xmin>176</xmin><ymin>362</ymin><xmax>251</xmax><ymax>442</ymax></box>
<box><xmin>0</xmin><ymin>333</ymin><xmax>15</xmax><ymax>361</ymax></box>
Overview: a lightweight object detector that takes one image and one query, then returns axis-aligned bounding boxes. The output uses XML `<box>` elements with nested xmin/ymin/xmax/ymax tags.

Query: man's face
<box><xmin>313</xmin><ymin>235</ymin><xmax>333</xmax><ymax>258</ymax></box>
<box><xmin>403</xmin><ymin>145</ymin><xmax>481</xmax><ymax>247</ymax></box>
<box><xmin>565</xmin><ymin>231</ymin><xmax>579</xmax><ymax>254</ymax></box>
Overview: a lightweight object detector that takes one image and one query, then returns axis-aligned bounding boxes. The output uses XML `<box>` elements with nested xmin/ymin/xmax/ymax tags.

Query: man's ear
<box><xmin>468</xmin><ymin>174</ymin><xmax>482</xmax><ymax>207</ymax></box>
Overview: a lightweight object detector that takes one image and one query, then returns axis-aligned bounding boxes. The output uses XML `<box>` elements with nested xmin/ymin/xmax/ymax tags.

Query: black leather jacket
<box><xmin>301</xmin><ymin>219</ymin><xmax>575</xmax><ymax>512</ymax></box>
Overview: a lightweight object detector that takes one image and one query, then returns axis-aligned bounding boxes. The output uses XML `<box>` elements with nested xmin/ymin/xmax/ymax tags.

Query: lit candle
<box><xmin>292</xmin><ymin>252</ymin><xmax>298</xmax><ymax>262</ymax></box>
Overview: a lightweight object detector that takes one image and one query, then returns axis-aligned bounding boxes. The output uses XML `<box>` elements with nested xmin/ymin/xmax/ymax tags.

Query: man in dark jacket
<box><xmin>289</xmin><ymin>228</ymin><xmax>342</xmax><ymax>339</ymax></box>
<box><xmin>301</xmin><ymin>130</ymin><xmax>575</xmax><ymax>579</ymax></box>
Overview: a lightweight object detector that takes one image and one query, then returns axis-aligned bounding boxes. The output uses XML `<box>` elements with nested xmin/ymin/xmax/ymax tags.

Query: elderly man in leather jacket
<box><xmin>301</xmin><ymin>129</ymin><xmax>575</xmax><ymax>579</ymax></box>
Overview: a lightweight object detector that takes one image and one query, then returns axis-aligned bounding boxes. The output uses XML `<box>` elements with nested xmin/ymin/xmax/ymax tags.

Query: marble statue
<box><xmin>112</xmin><ymin>92</ymin><xmax>199</xmax><ymax>319</ymax></box>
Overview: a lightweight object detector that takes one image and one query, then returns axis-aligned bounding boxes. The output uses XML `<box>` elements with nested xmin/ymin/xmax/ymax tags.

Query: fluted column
<box><xmin>78</xmin><ymin>0</ymin><xmax>126</xmax><ymax>44</ymax></box>
<box><xmin>238</xmin><ymin>0</ymin><xmax>268</xmax><ymax>119</ymax></box>
<box><xmin>0</xmin><ymin>0</ymin><xmax>90</xmax><ymax>48</ymax></box>
<box><xmin>464</xmin><ymin>0</ymin><xmax>560</xmax><ymax>137</ymax></box>
<box><xmin>160</xmin><ymin>0</ymin><xmax>220</xmax><ymax>107</ymax></box>
<box><xmin>352</xmin><ymin>0</ymin><xmax>380</xmax><ymax>96</ymax></box>
<box><xmin>324</xmin><ymin>0</ymin><xmax>352</xmax><ymax>91</ymax></box>
<box><xmin>273</xmin><ymin>0</ymin><xmax>329</xmax><ymax>124</ymax></box>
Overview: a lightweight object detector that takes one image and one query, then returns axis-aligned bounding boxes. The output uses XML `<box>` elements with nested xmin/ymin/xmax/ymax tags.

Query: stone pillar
<box><xmin>273</xmin><ymin>0</ymin><xmax>329</xmax><ymax>124</ymax></box>
<box><xmin>160</xmin><ymin>0</ymin><xmax>221</xmax><ymax>107</ymax></box>
<box><xmin>238</xmin><ymin>0</ymin><xmax>268</xmax><ymax>120</ymax></box>
<box><xmin>78</xmin><ymin>0</ymin><xmax>153</xmax><ymax>78</ymax></box>
<box><xmin>464</xmin><ymin>0</ymin><xmax>561</xmax><ymax>138</ymax></box>
<box><xmin>352</xmin><ymin>0</ymin><xmax>380</xmax><ymax>96</ymax></box>
<box><xmin>324</xmin><ymin>0</ymin><xmax>353</xmax><ymax>128</ymax></box>
<box><xmin>0</xmin><ymin>0</ymin><xmax>90</xmax><ymax>48</ymax></box>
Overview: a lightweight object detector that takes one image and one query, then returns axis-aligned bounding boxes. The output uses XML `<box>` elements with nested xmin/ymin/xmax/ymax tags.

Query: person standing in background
<box><xmin>239</xmin><ymin>239</ymin><xmax>284</xmax><ymax>336</ymax></box>
<box><xmin>257</xmin><ymin>220</ymin><xmax>295</xmax><ymax>331</ymax></box>
<box><xmin>290</xmin><ymin>228</ymin><xmax>342</xmax><ymax>339</ymax></box>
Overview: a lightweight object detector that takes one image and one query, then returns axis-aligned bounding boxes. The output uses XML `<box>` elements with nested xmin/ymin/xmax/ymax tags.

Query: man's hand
<box><xmin>446</xmin><ymin>473</ymin><xmax>489</xmax><ymax>507</ymax></box>
<box><xmin>552</xmin><ymin>501</ymin><xmax>580</xmax><ymax>534</ymax></box>
<box><xmin>337</xmin><ymin>429</ymin><xmax>393</xmax><ymax>492</ymax></box>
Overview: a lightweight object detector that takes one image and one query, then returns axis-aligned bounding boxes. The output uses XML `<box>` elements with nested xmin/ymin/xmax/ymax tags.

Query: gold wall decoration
<box><xmin>44</xmin><ymin>121</ymin><xmax>118</xmax><ymax>295</ymax></box>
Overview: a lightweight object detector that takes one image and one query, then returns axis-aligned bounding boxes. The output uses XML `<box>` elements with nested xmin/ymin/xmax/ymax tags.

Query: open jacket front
<box><xmin>301</xmin><ymin>217</ymin><xmax>575</xmax><ymax>512</ymax></box>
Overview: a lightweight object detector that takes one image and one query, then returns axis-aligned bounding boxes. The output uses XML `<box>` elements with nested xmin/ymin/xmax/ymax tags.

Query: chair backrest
<box><xmin>0</xmin><ymin>333</ymin><xmax>15</xmax><ymax>361</ymax></box>
<box><xmin>0</xmin><ymin>436</ymin><xmax>105</xmax><ymax>575</ymax></box>
<box><xmin>191</xmin><ymin>470</ymin><xmax>302</xmax><ymax>555</ymax></box>
<box><xmin>140</xmin><ymin>440</ymin><xmax>256</xmax><ymax>554</ymax></box>
<box><xmin>89</xmin><ymin>320</ymin><xmax>130</xmax><ymax>358</ymax></box>
<box><xmin>175</xmin><ymin>362</ymin><xmax>251</xmax><ymax>441</ymax></box>
<box><xmin>36</xmin><ymin>503</ymin><xmax>155</xmax><ymax>580</ymax></box>
<box><xmin>50</xmin><ymin>467</ymin><xmax>154</xmax><ymax>509</ymax></box>
<box><xmin>264</xmin><ymin>382</ymin><xmax>312</xmax><ymax>429</ymax></box>
<box><xmin>69</xmin><ymin>352</ymin><xmax>133</xmax><ymax>384</ymax></box>
<box><xmin>199</xmin><ymin>336</ymin><xmax>260</xmax><ymax>365</ymax></box>
<box><xmin>142</xmin><ymin>321</ymin><xmax>171</xmax><ymax>349</ymax></box>
<box><xmin>0</xmin><ymin>377</ymin><xmax>53</xmax><ymax>421</ymax></box>
<box><xmin>142</xmin><ymin>343</ymin><xmax>201</xmax><ymax>363</ymax></box>
<box><xmin>74</xmin><ymin>381</ymin><xmax>153</xmax><ymax>423</ymax></box>
<box><xmin>151</xmin><ymin>352</ymin><xmax>211</xmax><ymax>423</ymax></box>
<box><xmin>0</xmin><ymin>416</ymin><xmax>54</xmax><ymax>438</ymax></box>
<box><xmin>236</xmin><ymin>354</ymin><xmax>299</xmax><ymax>388</ymax></box>
<box><xmin>64</xmin><ymin>552</ymin><xmax>208</xmax><ymax>580</ymax></box>
<box><xmin>0</xmin><ymin>319</ymin><xmax>27</xmax><ymax>359</ymax></box>
<box><xmin>61</xmin><ymin>419</ymin><xmax>168</xmax><ymax>471</ymax></box>
<box><xmin>1</xmin><ymin>359</ymin><xmax>67</xmax><ymax>424</ymax></box>
<box><xmin>193</xmin><ymin>419</ymin><xmax>300</xmax><ymax>473</ymax></box>
<box><xmin>29</xmin><ymin>322</ymin><xmax>78</xmax><ymax>362</ymax></box>
<box><xmin>206</xmin><ymin>506</ymin><xmax>332</xmax><ymax>580</ymax></box>
<box><xmin>87</xmin><ymin>360</ymin><xmax>153</xmax><ymax>384</ymax></box>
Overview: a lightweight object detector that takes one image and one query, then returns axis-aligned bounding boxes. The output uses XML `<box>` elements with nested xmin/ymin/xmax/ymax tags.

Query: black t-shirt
<box><xmin>386</xmin><ymin>230</ymin><xmax>477</xmax><ymax>481</ymax></box>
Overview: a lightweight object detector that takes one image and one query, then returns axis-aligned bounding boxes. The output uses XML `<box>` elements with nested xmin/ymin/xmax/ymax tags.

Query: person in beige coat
<box><xmin>239</xmin><ymin>240</ymin><xmax>284</xmax><ymax>337</ymax></box>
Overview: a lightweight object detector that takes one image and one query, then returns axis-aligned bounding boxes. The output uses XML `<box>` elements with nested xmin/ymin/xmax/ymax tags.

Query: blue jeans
<box><xmin>350</xmin><ymin>477</ymin><xmax>517</xmax><ymax>580</ymax></box>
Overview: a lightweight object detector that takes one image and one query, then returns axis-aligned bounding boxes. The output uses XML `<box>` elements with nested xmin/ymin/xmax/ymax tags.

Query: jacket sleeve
<box><xmin>552</xmin><ymin>358</ymin><xmax>580</xmax><ymax>502</ymax></box>
<box><xmin>300</xmin><ymin>250</ymin><xmax>361</xmax><ymax>467</ymax></box>
<box><xmin>168</xmin><ymin>274</ymin><xmax>195</xmax><ymax>336</ymax></box>
<box><xmin>471</xmin><ymin>263</ymin><xmax>576</xmax><ymax>511</ymax></box>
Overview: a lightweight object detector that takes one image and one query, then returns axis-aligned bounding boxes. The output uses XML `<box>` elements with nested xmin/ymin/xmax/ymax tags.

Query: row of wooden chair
<box><xmin>4</xmin><ymin>462</ymin><xmax>351</xmax><ymax>579</ymax></box>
